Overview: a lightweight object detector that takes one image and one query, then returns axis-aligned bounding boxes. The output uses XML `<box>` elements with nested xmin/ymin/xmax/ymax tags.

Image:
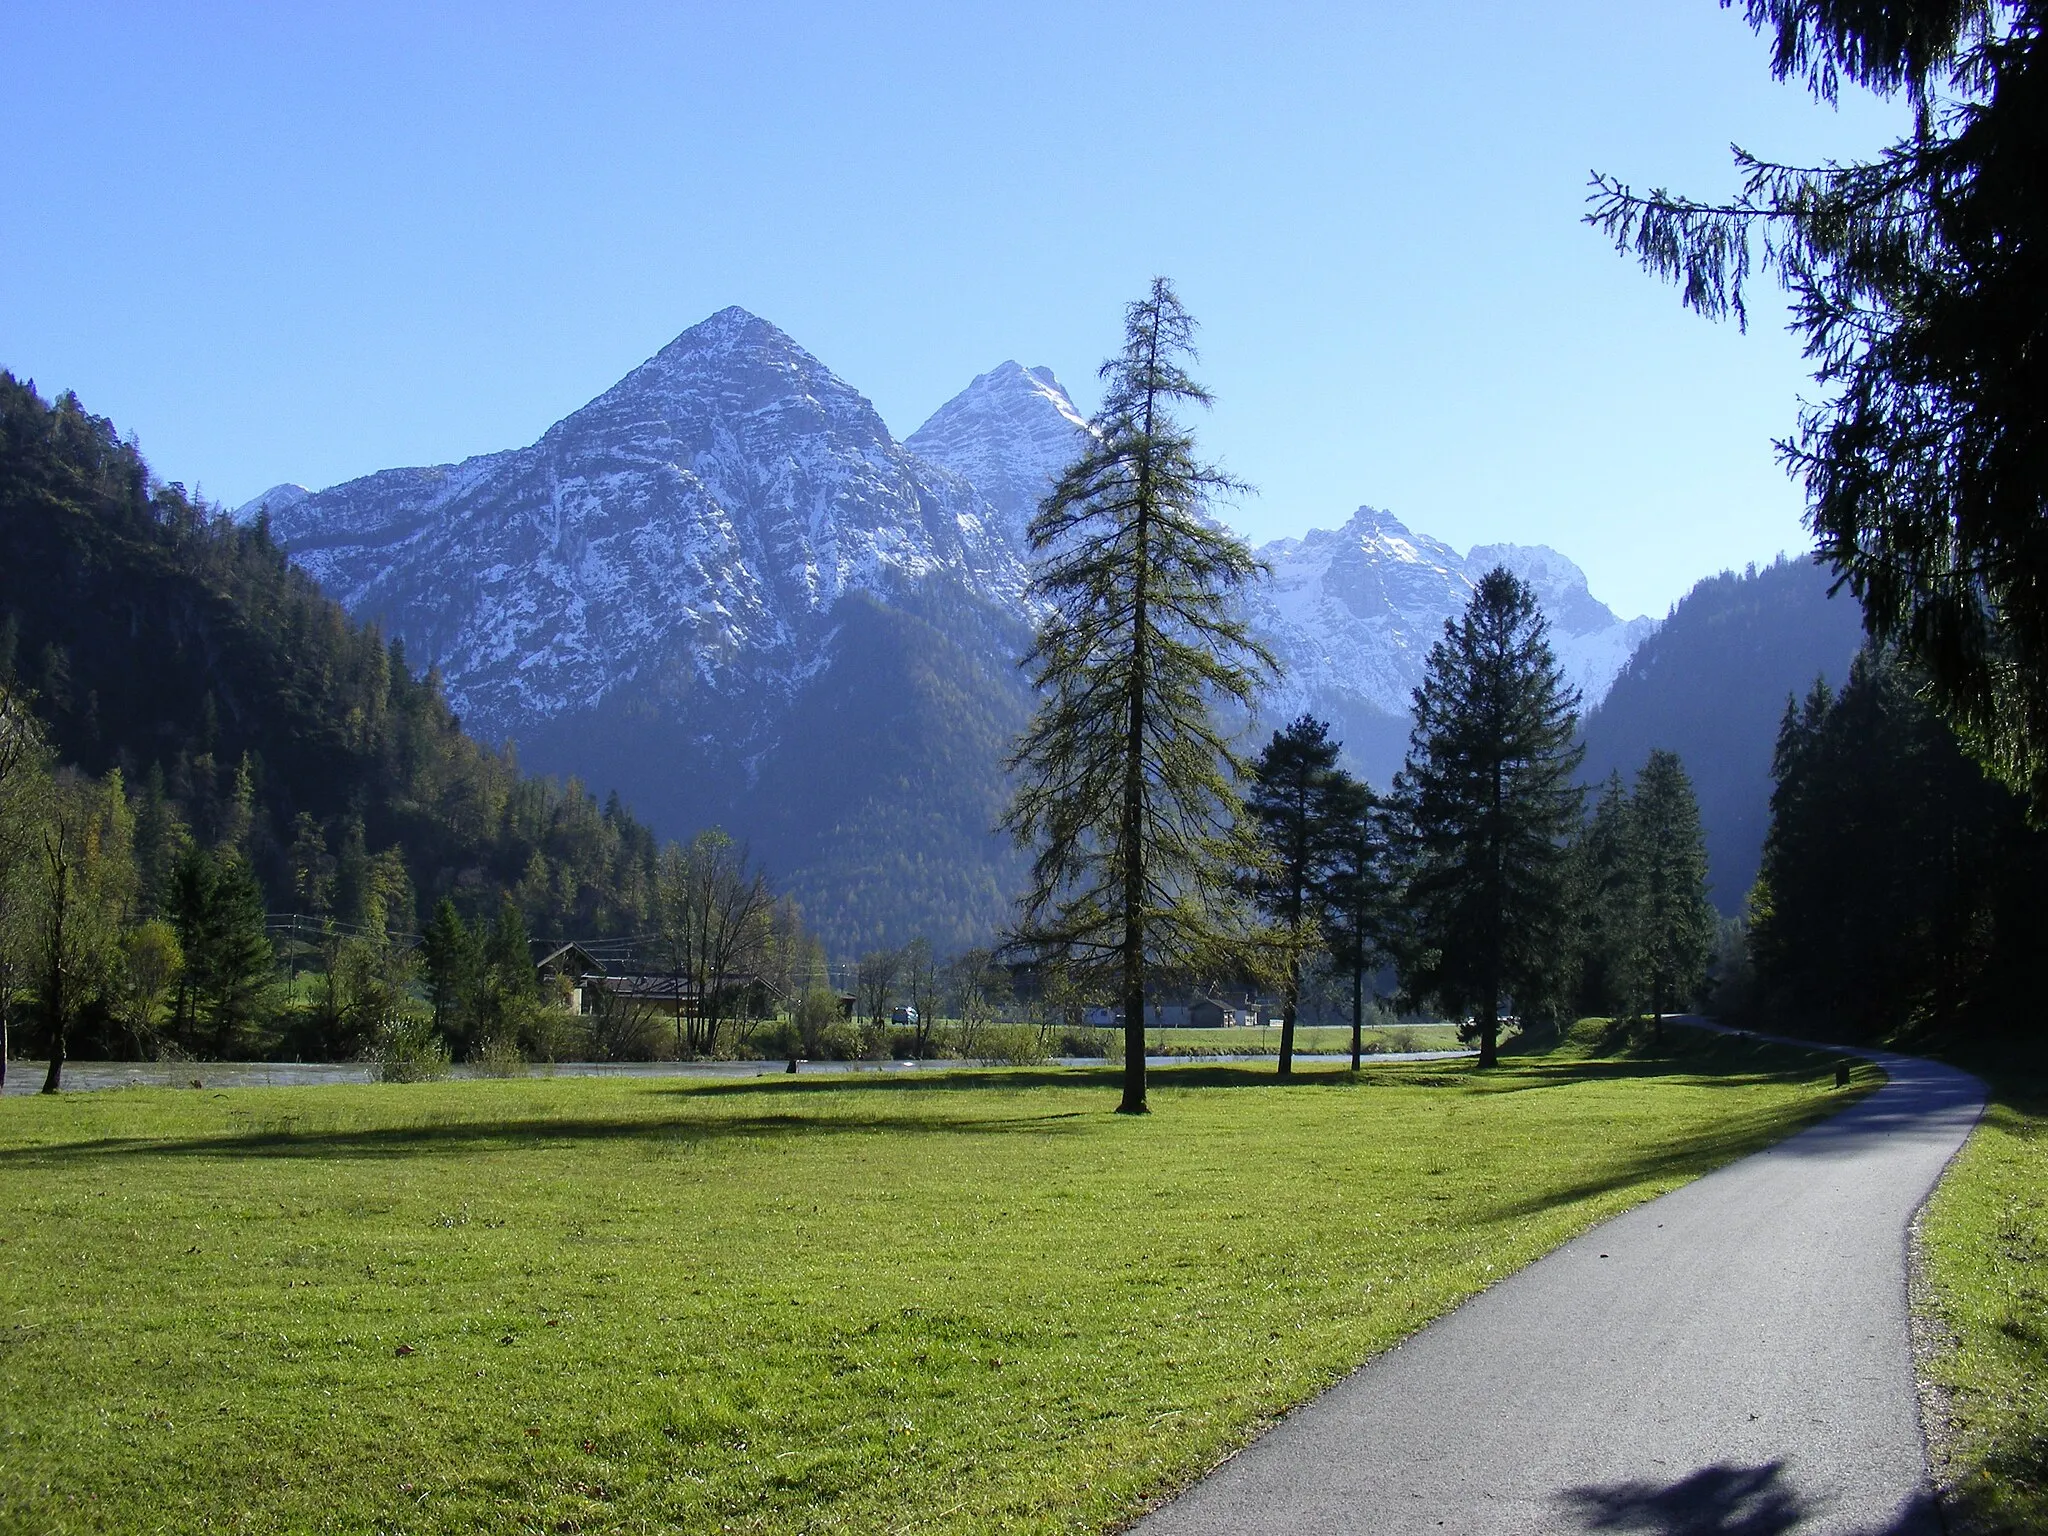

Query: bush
<box><xmin>976</xmin><ymin>1024</ymin><xmax>1052</xmax><ymax>1066</ymax></box>
<box><xmin>372</xmin><ymin>1015</ymin><xmax>451</xmax><ymax>1083</ymax></box>
<box><xmin>585</xmin><ymin>996</ymin><xmax>664</xmax><ymax>1062</ymax></box>
<box><xmin>509</xmin><ymin>998</ymin><xmax>587</xmax><ymax>1063</ymax></box>
<box><xmin>472</xmin><ymin>1035</ymin><xmax>528</xmax><ymax>1077</ymax></box>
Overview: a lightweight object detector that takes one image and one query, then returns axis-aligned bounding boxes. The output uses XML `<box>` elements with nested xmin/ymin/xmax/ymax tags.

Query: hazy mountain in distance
<box><xmin>1579</xmin><ymin>555</ymin><xmax>1867</xmax><ymax>912</ymax></box>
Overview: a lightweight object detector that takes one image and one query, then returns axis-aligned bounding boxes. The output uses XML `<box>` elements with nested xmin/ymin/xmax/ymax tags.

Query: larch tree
<box><xmin>1391</xmin><ymin>569</ymin><xmax>1584</xmax><ymax>1068</ymax></box>
<box><xmin>1004</xmin><ymin>278</ymin><xmax>1273</xmax><ymax>1114</ymax></box>
<box><xmin>1245</xmin><ymin>714</ymin><xmax>1355</xmax><ymax>1077</ymax></box>
<box><xmin>1589</xmin><ymin>0</ymin><xmax>2048</xmax><ymax>816</ymax></box>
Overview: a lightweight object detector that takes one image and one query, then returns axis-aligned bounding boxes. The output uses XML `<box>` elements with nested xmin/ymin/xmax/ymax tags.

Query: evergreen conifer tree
<box><xmin>1750</xmin><ymin>647</ymin><xmax>2048</xmax><ymax>1038</ymax></box>
<box><xmin>1590</xmin><ymin>3</ymin><xmax>2048</xmax><ymax>815</ymax></box>
<box><xmin>1632</xmin><ymin>749</ymin><xmax>1715</xmax><ymax>1034</ymax></box>
<box><xmin>1577</xmin><ymin>771</ymin><xmax>1648</xmax><ymax>1018</ymax></box>
<box><xmin>1320</xmin><ymin>772</ymin><xmax>1390</xmax><ymax>1071</ymax></box>
<box><xmin>1004</xmin><ymin>279</ymin><xmax>1273</xmax><ymax>1113</ymax></box>
<box><xmin>1390</xmin><ymin>569</ymin><xmax>1584</xmax><ymax>1067</ymax></box>
<box><xmin>1245</xmin><ymin>714</ymin><xmax>1353</xmax><ymax>1076</ymax></box>
<box><xmin>0</xmin><ymin>679</ymin><xmax>50</xmax><ymax>1089</ymax></box>
<box><xmin>420</xmin><ymin>899</ymin><xmax>481</xmax><ymax>1039</ymax></box>
<box><xmin>198</xmin><ymin>854</ymin><xmax>273</xmax><ymax>1058</ymax></box>
<box><xmin>485</xmin><ymin>896</ymin><xmax>533</xmax><ymax>998</ymax></box>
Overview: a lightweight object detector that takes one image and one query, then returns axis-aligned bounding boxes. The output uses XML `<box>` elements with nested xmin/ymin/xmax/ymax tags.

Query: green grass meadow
<box><xmin>1920</xmin><ymin>1079</ymin><xmax>2048</xmax><ymax>1533</ymax></box>
<box><xmin>0</xmin><ymin>1030</ymin><xmax>1866</xmax><ymax>1535</ymax></box>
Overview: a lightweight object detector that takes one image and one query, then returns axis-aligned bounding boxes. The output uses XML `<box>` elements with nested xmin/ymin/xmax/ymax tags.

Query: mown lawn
<box><xmin>1920</xmin><ymin>1080</ymin><xmax>2048</xmax><ymax>1533</ymax></box>
<box><xmin>0</xmin><ymin>1032</ymin><xmax>1863</xmax><ymax>1535</ymax></box>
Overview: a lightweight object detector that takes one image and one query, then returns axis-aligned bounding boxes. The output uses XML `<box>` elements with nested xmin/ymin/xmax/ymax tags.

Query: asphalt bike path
<box><xmin>1137</xmin><ymin>1023</ymin><xmax>1986</xmax><ymax>1535</ymax></box>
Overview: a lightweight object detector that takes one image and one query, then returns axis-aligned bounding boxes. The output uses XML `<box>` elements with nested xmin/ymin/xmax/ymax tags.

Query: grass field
<box><xmin>1919</xmin><ymin>1078</ymin><xmax>2048</xmax><ymax>1533</ymax></box>
<box><xmin>0</xmin><ymin>1027</ymin><xmax>1865</xmax><ymax>1535</ymax></box>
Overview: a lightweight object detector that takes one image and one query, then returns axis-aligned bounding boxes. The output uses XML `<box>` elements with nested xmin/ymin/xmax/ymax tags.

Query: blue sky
<box><xmin>2</xmin><ymin>2</ymin><xmax>1903</xmax><ymax>620</ymax></box>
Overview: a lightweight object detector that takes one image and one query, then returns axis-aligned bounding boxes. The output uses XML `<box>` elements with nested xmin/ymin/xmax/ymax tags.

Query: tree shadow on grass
<box><xmin>688</xmin><ymin>1058</ymin><xmax>1813</xmax><ymax>1099</ymax></box>
<box><xmin>0</xmin><ymin>1106</ymin><xmax>1094</xmax><ymax>1164</ymax></box>
<box><xmin>1555</xmin><ymin>1460</ymin><xmax>1938</xmax><ymax>1534</ymax></box>
<box><xmin>1479</xmin><ymin>1094</ymin><xmax>1857</xmax><ymax>1224</ymax></box>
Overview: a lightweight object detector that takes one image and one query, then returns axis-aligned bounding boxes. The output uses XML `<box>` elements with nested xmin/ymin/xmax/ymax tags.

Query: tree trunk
<box><xmin>1349</xmin><ymin>961</ymin><xmax>1364</xmax><ymax>1072</ymax></box>
<box><xmin>40</xmin><ymin>849</ymin><xmax>67</xmax><ymax>1094</ymax></box>
<box><xmin>41</xmin><ymin>1018</ymin><xmax>63</xmax><ymax>1093</ymax></box>
<box><xmin>1117</xmin><ymin>369</ymin><xmax>1154</xmax><ymax>1118</ymax></box>
<box><xmin>41</xmin><ymin>954</ymin><xmax>64</xmax><ymax>1095</ymax></box>
<box><xmin>1278</xmin><ymin>952</ymin><xmax>1299</xmax><ymax>1077</ymax></box>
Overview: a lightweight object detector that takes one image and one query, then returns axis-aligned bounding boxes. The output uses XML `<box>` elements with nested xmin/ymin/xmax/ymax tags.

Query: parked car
<box><xmin>891</xmin><ymin>1006</ymin><xmax>920</xmax><ymax>1026</ymax></box>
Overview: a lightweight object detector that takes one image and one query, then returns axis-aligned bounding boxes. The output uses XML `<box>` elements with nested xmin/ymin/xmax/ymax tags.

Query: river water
<box><xmin>0</xmin><ymin>1051</ymin><xmax>1474</xmax><ymax>1095</ymax></box>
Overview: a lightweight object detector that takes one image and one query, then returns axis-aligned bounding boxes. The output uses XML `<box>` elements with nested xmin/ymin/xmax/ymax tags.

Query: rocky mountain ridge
<box><xmin>249</xmin><ymin>307</ymin><xmax>1025</xmax><ymax>747</ymax></box>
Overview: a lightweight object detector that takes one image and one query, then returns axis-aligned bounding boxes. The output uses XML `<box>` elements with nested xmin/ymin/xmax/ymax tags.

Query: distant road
<box><xmin>1138</xmin><ymin>1024</ymin><xmax>1986</xmax><ymax>1535</ymax></box>
<box><xmin>0</xmin><ymin>1050</ymin><xmax>1475</xmax><ymax>1095</ymax></box>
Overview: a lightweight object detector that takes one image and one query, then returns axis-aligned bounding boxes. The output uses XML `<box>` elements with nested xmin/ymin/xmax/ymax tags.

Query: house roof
<box><xmin>533</xmin><ymin>941</ymin><xmax>604</xmax><ymax>977</ymax></box>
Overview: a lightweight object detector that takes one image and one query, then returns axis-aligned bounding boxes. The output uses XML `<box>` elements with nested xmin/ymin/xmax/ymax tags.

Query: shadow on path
<box><xmin>1557</xmin><ymin>1461</ymin><xmax>1939</xmax><ymax>1535</ymax></box>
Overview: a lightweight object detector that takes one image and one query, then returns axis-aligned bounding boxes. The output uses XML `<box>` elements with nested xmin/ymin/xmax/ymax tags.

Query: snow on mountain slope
<box><xmin>247</xmin><ymin>308</ymin><xmax>1024</xmax><ymax>744</ymax></box>
<box><xmin>249</xmin><ymin>310</ymin><xmax>1662</xmax><ymax>942</ymax></box>
<box><xmin>1249</xmin><ymin>508</ymin><xmax>1653</xmax><ymax>732</ymax></box>
<box><xmin>903</xmin><ymin>361</ymin><xmax>1090</xmax><ymax>548</ymax></box>
<box><xmin>903</xmin><ymin>363</ymin><xmax>1654</xmax><ymax>757</ymax></box>
<box><xmin>237</xmin><ymin>482</ymin><xmax>311</xmax><ymax>523</ymax></box>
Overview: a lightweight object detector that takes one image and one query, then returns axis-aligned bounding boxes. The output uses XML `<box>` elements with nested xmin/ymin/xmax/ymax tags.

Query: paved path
<box><xmin>1139</xmin><ymin>1027</ymin><xmax>1986</xmax><ymax>1536</ymax></box>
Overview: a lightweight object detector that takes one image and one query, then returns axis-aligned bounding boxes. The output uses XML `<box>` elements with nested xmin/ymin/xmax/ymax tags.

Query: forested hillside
<box><xmin>0</xmin><ymin>373</ymin><xmax>660</xmax><ymax>940</ymax></box>
<box><xmin>1579</xmin><ymin>557</ymin><xmax>1864</xmax><ymax>911</ymax></box>
<box><xmin>1748</xmin><ymin>650</ymin><xmax>2048</xmax><ymax>1048</ymax></box>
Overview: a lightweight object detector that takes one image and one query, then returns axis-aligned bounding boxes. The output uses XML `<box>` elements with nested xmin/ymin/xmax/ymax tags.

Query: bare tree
<box><xmin>901</xmin><ymin>937</ymin><xmax>940</xmax><ymax>1057</ymax></box>
<box><xmin>857</xmin><ymin>946</ymin><xmax>904</xmax><ymax>1038</ymax></box>
<box><xmin>943</xmin><ymin>947</ymin><xmax>1011</xmax><ymax>1059</ymax></box>
<box><xmin>654</xmin><ymin>829</ymin><xmax>775</xmax><ymax>1056</ymax></box>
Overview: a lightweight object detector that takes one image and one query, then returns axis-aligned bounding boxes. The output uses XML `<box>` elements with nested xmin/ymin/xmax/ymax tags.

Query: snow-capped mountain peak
<box><xmin>905</xmin><ymin>360</ymin><xmax>1090</xmax><ymax>547</ymax></box>
<box><xmin>237</xmin><ymin>482</ymin><xmax>311</xmax><ymax>523</ymax></box>
<box><xmin>253</xmin><ymin>308</ymin><xmax>1025</xmax><ymax>742</ymax></box>
<box><xmin>1246</xmin><ymin>505</ymin><xmax>1654</xmax><ymax>777</ymax></box>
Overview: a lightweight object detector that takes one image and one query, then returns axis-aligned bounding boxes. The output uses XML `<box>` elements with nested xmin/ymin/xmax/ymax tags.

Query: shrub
<box><xmin>373</xmin><ymin>1015</ymin><xmax>451</xmax><ymax>1083</ymax></box>
<box><xmin>508</xmin><ymin>998</ymin><xmax>587</xmax><ymax>1063</ymax></box>
<box><xmin>472</xmin><ymin>1035</ymin><xmax>528</xmax><ymax>1078</ymax></box>
<box><xmin>977</xmin><ymin>1024</ymin><xmax>1052</xmax><ymax>1066</ymax></box>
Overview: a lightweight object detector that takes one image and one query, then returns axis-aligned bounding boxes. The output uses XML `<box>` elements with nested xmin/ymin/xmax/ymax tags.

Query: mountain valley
<box><xmin>246</xmin><ymin>307</ymin><xmax>1692</xmax><ymax>950</ymax></box>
